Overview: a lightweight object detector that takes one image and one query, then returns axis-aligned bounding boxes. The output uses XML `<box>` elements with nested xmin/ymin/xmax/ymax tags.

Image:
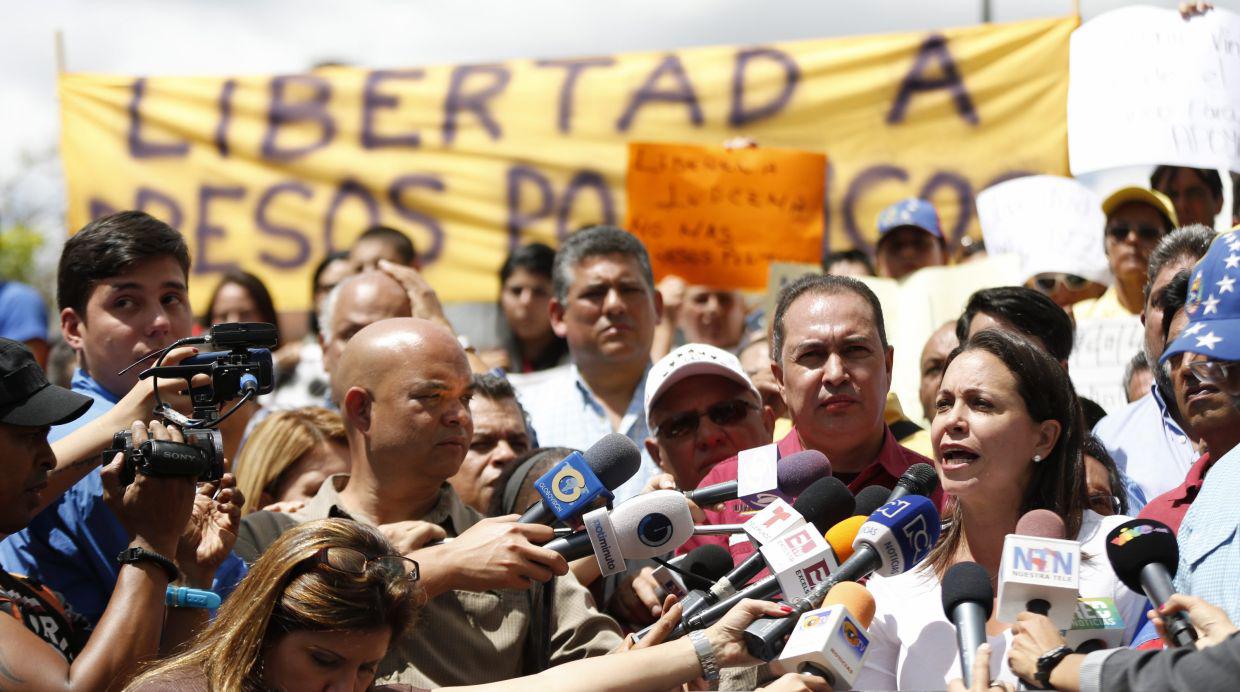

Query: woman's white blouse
<box><xmin>852</xmin><ymin>511</ymin><xmax>1145</xmax><ymax>691</ymax></box>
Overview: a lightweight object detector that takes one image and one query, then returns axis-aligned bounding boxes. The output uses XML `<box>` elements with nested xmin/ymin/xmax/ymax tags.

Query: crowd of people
<box><xmin>3</xmin><ymin>19</ymin><xmax>1240</xmax><ymax>690</ymax></box>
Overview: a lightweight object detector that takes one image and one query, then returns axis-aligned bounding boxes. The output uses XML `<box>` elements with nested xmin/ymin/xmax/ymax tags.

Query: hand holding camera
<box><xmin>101</xmin><ymin>420</ymin><xmax>198</xmax><ymax>556</ymax></box>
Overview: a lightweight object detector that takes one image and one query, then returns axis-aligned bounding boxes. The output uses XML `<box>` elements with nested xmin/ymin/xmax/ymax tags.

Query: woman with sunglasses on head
<box><xmin>128</xmin><ymin>518</ymin><xmax>821</xmax><ymax>692</ymax></box>
<box><xmin>1024</xmin><ymin>272</ymin><xmax>1105</xmax><ymax>310</ymax></box>
<box><xmin>1074</xmin><ymin>188</ymin><xmax>1179</xmax><ymax>320</ymax></box>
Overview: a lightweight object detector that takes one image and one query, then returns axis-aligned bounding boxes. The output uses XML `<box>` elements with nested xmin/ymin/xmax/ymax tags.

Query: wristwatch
<box><xmin>688</xmin><ymin>629</ymin><xmax>720</xmax><ymax>682</ymax></box>
<box><xmin>117</xmin><ymin>547</ymin><xmax>180</xmax><ymax>583</ymax></box>
<box><xmin>1034</xmin><ymin>644</ymin><xmax>1073</xmax><ymax>689</ymax></box>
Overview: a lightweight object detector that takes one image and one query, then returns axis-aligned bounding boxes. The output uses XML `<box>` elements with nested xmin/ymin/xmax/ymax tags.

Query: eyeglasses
<box><xmin>1106</xmin><ymin>224</ymin><xmax>1164</xmax><ymax>243</ymax></box>
<box><xmin>1088</xmin><ymin>493</ymin><xmax>1122</xmax><ymax>517</ymax></box>
<box><xmin>302</xmin><ymin>547</ymin><xmax>420</xmax><ymax>582</ymax></box>
<box><xmin>653</xmin><ymin>399</ymin><xmax>759</xmax><ymax>440</ymax></box>
<box><xmin>1032</xmin><ymin>273</ymin><xmax>1091</xmax><ymax>293</ymax></box>
<box><xmin>1187</xmin><ymin>360</ymin><xmax>1239</xmax><ymax>386</ymax></box>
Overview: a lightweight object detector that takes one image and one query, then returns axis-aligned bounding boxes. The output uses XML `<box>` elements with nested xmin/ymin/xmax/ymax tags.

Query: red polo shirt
<box><xmin>678</xmin><ymin>424</ymin><xmax>942</xmax><ymax>566</ymax></box>
<box><xmin>1138</xmin><ymin>452</ymin><xmax>1213</xmax><ymax>535</ymax></box>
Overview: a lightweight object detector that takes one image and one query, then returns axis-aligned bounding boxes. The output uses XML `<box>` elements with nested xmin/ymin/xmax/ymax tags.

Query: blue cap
<box><xmin>876</xmin><ymin>198</ymin><xmax>944</xmax><ymax>241</ymax></box>
<box><xmin>1162</xmin><ymin>229</ymin><xmax>1240</xmax><ymax>364</ymax></box>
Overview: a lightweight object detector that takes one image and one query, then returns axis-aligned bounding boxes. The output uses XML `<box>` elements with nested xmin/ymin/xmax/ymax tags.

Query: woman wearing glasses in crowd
<box><xmin>852</xmin><ymin>330</ymin><xmax>1145</xmax><ymax>690</ymax></box>
<box><xmin>127</xmin><ymin>518</ymin><xmax>824</xmax><ymax>692</ymax></box>
<box><xmin>1073</xmin><ymin>187</ymin><xmax>1178</xmax><ymax>320</ymax></box>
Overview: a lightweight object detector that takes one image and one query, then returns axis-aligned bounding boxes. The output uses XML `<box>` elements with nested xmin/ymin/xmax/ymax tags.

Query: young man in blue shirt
<box><xmin>0</xmin><ymin>211</ymin><xmax>246</xmax><ymax>623</ymax></box>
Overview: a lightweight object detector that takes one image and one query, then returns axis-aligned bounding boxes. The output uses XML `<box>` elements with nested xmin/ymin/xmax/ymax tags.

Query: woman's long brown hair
<box><xmin>922</xmin><ymin>329</ymin><xmax>1087</xmax><ymax>579</ymax></box>
<box><xmin>127</xmin><ymin>519</ymin><xmax>421</xmax><ymax>691</ymax></box>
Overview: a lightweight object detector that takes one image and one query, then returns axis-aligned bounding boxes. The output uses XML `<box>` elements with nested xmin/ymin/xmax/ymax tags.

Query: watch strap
<box><xmin>688</xmin><ymin>629</ymin><xmax>720</xmax><ymax>682</ymax></box>
<box><xmin>116</xmin><ymin>547</ymin><xmax>180</xmax><ymax>583</ymax></box>
<box><xmin>1034</xmin><ymin>644</ymin><xmax>1073</xmax><ymax>689</ymax></box>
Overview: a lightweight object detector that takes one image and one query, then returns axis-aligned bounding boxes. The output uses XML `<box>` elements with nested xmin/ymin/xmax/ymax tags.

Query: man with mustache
<box><xmin>512</xmin><ymin>226</ymin><xmax>664</xmax><ymax>502</ymax></box>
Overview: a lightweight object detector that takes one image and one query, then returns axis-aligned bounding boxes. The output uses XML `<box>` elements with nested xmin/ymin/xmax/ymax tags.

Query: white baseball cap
<box><xmin>644</xmin><ymin>343</ymin><xmax>761</xmax><ymax>430</ymax></box>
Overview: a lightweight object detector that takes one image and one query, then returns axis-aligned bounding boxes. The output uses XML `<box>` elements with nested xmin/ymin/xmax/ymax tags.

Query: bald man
<box><xmin>237</xmin><ymin>318</ymin><xmax>621</xmax><ymax>688</ymax></box>
<box><xmin>319</xmin><ymin>270</ymin><xmax>411</xmax><ymax>383</ymax></box>
<box><xmin>918</xmin><ymin>321</ymin><xmax>958</xmax><ymax>422</ymax></box>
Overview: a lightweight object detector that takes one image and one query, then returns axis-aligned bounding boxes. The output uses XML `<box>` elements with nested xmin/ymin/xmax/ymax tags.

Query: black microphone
<box><xmin>886</xmin><ymin>462</ymin><xmax>939</xmax><ymax>503</ymax></box>
<box><xmin>672</xmin><ymin>571</ymin><xmax>783</xmax><ymax>639</ymax></box>
<box><xmin>686</xmin><ymin>477</ymin><xmax>854</xmax><ymax>618</ymax></box>
<box><xmin>853</xmin><ymin>485</ymin><xmax>892</xmax><ymax>518</ymax></box>
<box><xmin>685</xmin><ymin>449</ymin><xmax>831</xmax><ymax>506</ymax></box>
<box><xmin>943</xmin><ymin>561</ymin><xmax>994</xmax><ymax>688</ymax></box>
<box><xmin>519</xmin><ymin>433</ymin><xmax>641</xmax><ymax>525</ymax></box>
<box><xmin>1105</xmin><ymin>518</ymin><xmax>1198</xmax><ymax>648</ymax></box>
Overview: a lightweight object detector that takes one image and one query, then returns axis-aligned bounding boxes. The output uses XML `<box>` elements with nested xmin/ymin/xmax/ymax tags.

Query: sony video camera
<box><xmin>106</xmin><ymin>322</ymin><xmax>277</xmax><ymax>486</ymax></box>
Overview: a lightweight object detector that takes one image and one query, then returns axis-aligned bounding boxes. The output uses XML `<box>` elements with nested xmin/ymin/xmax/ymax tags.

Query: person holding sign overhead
<box><xmin>1074</xmin><ymin>188</ymin><xmax>1178</xmax><ymax>320</ymax></box>
<box><xmin>874</xmin><ymin>198</ymin><xmax>948</xmax><ymax>281</ymax></box>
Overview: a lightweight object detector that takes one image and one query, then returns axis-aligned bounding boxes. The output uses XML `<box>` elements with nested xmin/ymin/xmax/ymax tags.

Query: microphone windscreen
<box><xmin>776</xmin><ymin>450</ymin><xmax>831</xmax><ymax>495</ymax></box>
<box><xmin>683</xmin><ymin>544</ymin><xmax>734</xmax><ymax>582</ymax></box>
<box><xmin>1105</xmin><ymin>518</ymin><xmax>1180</xmax><ymax>594</ymax></box>
<box><xmin>584</xmin><ymin>433</ymin><xmax>643</xmax><ymax>490</ymax></box>
<box><xmin>942</xmin><ymin>561</ymin><xmax>994</xmax><ymax>619</ymax></box>
<box><xmin>1015</xmin><ymin>509</ymin><xmax>1067</xmax><ymax>539</ymax></box>
<box><xmin>899</xmin><ymin>462</ymin><xmax>940</xmax><ymax>497</ymax></box>
<box><xmin>823</xmin><ymin>581</ymin><xmax>877</xmax><ymax>629</ymax></box>
<box><xmin>792</xmin><ymin>476</ymin><xmax>856</xmax><ymax>532</ymax></box>
<box><xmin>825</xmin><ymin>515</ymin><xmax>867</xmax><ymax>563</ymax></box>
<box><xmin>853</xmin><ymin>485</ymin><xmax>891</xmax><ymax>518</ymax></box>
<box><xmin>612</xmin><ymin>489</ymin><xmax>695</xmax><ymax>559</ymax></box>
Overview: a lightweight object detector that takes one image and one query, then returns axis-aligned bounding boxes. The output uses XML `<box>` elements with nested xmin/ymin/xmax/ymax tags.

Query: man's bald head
<box><xmin>321</xmin><ymin>271</ymin><xmax>413</xmax><ymax>383</ymax></box>
<box><xmin>334</xmin><ymin>317</ymin><xmax>463</xmax><ymax>404</ymax></box>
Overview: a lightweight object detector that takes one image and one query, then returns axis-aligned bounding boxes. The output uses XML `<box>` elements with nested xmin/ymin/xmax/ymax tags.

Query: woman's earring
<box><xmin>1032</xmin><ymin>454</ymin><xmax>1043</xmax><ymax>463</ymax></box>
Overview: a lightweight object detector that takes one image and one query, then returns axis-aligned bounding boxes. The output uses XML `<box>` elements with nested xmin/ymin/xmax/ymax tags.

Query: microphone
<box><xmin>996</xmin><ymin>509</ymin><xmax>1081</xmax><ymax>630</ymax></box>
<box><xmin>1064</xmin><ymin>597</ymin><xmax>1126</xmax><ymax>652</ymax></box>
<box><xmin>693</xmin><ymin>478</ymin><xmax>854</xmax><ymax>615</ymax></box>
<box><xmin>854</xmin><ymin>485</ymin><xmax>892</xmax><ymax>518</ymax></box>
<box><xmin>886</xmin><ymin>462</ymin><xmax>940</xmax><ymax>503</ymax></box>
<box><xmin>520</xmin><ymin>433</ymin><xmax>641</xmax><ymax>524</ymax></box>
<box><xmin>742</xmin><ymin>495</ymin><xmax>942</xmax><ymax>660</ymax></box>
<box><xmin>542</xmin><ymin>490</ymin><xmax>693</xmax><ymax>576</ymax></box>
<box><xmin>1105</xmin><ymin>518</ymin><xmax>1198</xmax><ymax>648</ymax></box>
<box><xmin>773</xmin><ymin>582</ymin><xmax>877</xmax><ymax>688</ymax></box>
<box><xmin>650</xmin><ymin>544</ymin><xmax>734</xmax><ymax>599</ymax></box>
<box><xmin>686</xmin><ymin>449</ymin><xmax>830</xmax><ymax>507</ymax></box>
<box><xmin>943</xmin><ymin>561</ymin><xmax>994</xmax><ymax>688</ymax></box>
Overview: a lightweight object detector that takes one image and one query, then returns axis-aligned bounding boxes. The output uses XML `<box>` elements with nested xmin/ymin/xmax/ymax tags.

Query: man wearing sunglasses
<box><xmin>1153</xmin><ymin>230</ymin><xmax>1240</xmax><ymax>623</ymax></box>
<box><xmin>1074</xmin><ymin>187</ymin><xmax>1178</xmax><ymax>320</ymax></box>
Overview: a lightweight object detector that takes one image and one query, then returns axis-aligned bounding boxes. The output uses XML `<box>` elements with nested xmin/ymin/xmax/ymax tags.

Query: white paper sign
<box><xmin>978</xmin><ymin>175</ymin><xmax>1109</xmax><ymax>284</ymax></box>
<box><xmin>1069</xmin><ymin>7</ymin><xmax>1240</xmax><ymax>175</ymax></box>
<box><xmin>1068</xmin><ymin>316</ymin><xmax>1144</xmax><ymax>414</ymax></box>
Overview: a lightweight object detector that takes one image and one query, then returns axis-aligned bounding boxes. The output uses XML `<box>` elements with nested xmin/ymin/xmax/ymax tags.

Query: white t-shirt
<box><xmin>852</xmin><ymin>511</ymin><xmax>1145</xmax><ymax>691</ymax></box>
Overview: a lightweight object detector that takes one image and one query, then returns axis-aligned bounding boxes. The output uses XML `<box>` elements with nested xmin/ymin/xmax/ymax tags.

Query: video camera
<box><xmin>106</xmin><ymin>322</ymin><xmax>277</xmax><ymax>485</ymax></box>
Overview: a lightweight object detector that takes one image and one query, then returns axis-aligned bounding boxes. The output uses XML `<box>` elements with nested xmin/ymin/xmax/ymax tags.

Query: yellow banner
<box><xmin>59</xmin><ymin>16</ymin><xmax>1075</xmax><ymax>311</ymax></box>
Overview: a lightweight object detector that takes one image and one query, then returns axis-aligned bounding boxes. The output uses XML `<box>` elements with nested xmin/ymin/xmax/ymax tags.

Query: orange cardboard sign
<box><xmin>626</xmin><ymin>142</ymin><xmax>826</xmax><ymax>289</ymax></box>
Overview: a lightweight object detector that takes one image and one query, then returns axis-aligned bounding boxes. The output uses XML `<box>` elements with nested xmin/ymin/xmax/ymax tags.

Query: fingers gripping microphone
<box><xmin>996</xmin><ymin>509</ymin><xmax>1081</xmax><ymax>629</ymax></box>
<box><xmin>520</xmin><ymin>433</ymin><xmax>641</xmax><ymax>525</ymax></box>
<box><xmin>943</xmin><ymin>561</ymin><xmax>994</xmax><ymax>688</ymax></box>
<box><xmin>773</xmin><ymin>582</ymin><xmax>877</xmax><ymax>689</ymax></box>
<box><xmin>687</xmin><ymin>477</ymin><xmax>854</xmax><ymax>618</ymax></box>
<box><xmin>1106</xmin><ymin>519</ymin><xmax>1198</xmax><ymax>648</ymax></box>
<box><xmin>685</xmin><ymin>450</ymin><xmax>831</xmax><ymax>507</ymax></box>
<box><xmin>543</xmin><ymin>490</ymin><xmax>693</xmax><ymax>576</ymax></box>
<box><xmin>742</xmin><ymin>495</ymin><xmax>942</xmax><ymax>661</ymax></box>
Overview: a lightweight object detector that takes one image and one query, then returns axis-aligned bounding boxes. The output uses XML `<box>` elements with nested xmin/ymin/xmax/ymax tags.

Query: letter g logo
<box><xmin>552</xmin><ymin>466</ymin><xmax>586</xmax><ymax>503</ymax></box>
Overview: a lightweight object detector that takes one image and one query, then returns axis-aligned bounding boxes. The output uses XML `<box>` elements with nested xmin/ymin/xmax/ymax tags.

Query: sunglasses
<box><xmin>302</xmin><ymin>547</ymin><xmax>420</xmax><ymax>582</ymax></box>
<box><xmin>654</xmin><ymin>399</ymin><xmax>759</xmax><ymax>440</ymax></box>
<box><xmin>1032</xmin><ymin>273</ymin><xmax>1091</xmax><ymax>293</ymax></box>
<box><xmin>1088</xmin><ymin>493</ymin><xmax>1122</xmax><ymax>517</ymax></box>
<box><xmin>1106</xmin><ymin>224</ymin><xmax>1164</xmax><ymax>243</ymax></box>
<box><xmin>1187</xmin><ymin>360</ymin><xmax>1239</xmax><ymax>386</ymax></box>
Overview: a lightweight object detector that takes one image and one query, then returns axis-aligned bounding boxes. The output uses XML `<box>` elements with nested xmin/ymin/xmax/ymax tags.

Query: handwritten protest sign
<box><xmin>1069</xmin><ymin>7</ymin><xmax>1240</xmax><ymax>175</ymax></box>
<box><xmin>977</xmin><ymin>175</ymin><xmax>1109</xmax><ymax>284</ymax></box>
<box><xmin>60</xmin><ymin>16</ymin><xmax>1075</xmax><ymax>310</ymax></box>
<box><xmin>627</xmin><ymin>143</ymin><xmax>825</xmax><ymax>288</ymax></box>
<box><xmin>1068</xmin><ymin>317</ymin><xmax>1144</xmax><ymax>413</ymax></box>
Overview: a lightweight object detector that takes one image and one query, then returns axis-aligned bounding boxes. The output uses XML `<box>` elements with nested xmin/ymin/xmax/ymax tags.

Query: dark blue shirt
<box><xmin>0</xmin><ymin>369</ymin><xmax>247</xmax><ymax>624</ymax></box>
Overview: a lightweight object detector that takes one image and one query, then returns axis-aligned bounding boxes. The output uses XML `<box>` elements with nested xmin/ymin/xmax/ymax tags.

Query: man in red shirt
<box><xmin>683</xmin><ymin>274</ymin><xmax>940</xmax><ymax>565</ymax></box>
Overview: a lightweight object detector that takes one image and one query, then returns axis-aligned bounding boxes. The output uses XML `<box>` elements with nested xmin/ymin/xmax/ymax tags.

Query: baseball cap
<box><xmin>644</xmin><ymin>343</ymin><xmax>760</xmax><ymax>429</ymax></box>
<box><xmin>0</xmin><ymin>338</ymin><xmax>92</xmax><ymax>427</ymax></box>
<box><xmin>876</xmin><ymin>198</ymin><xmax>944</xmax><ymax>243</ymax></box>
<box><xmin>1161</xmin><ymin>229</ymin><xmax>1240</xmax><ymax>364</ymax></box>
<box><xmin>1102</xmin><ymin>187</ymin><xmax>1178</xmax><ymax>229</ymax></box>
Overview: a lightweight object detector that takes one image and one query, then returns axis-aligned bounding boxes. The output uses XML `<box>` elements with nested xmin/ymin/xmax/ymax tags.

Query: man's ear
<box><xmin>884</xmin><ymin>344</ymin><xmax>895</xmax><ymax>379</ymax></box>
<box><xmin>644</xmin><ymin>437</ymin><xmax>665</xmax><ymax>469</ymax></box>
<box><xmin>549</xmin><ymin>298</ymin><xmax>568</xmax><ymax>339</ymax></box>
<box><xmin>652</xmin><ymin>288</ymin><xmax>664</xmax><ymax>321</ymax></box>
<box><xmin>61</xmin><ymin>307</ymin><xmax>85</xmax><ymax>351</ymax></box>
<box><xmin>342</xmin><ymin>387</ymin><xmax>373</xmax><ymax>434</ymax></box>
